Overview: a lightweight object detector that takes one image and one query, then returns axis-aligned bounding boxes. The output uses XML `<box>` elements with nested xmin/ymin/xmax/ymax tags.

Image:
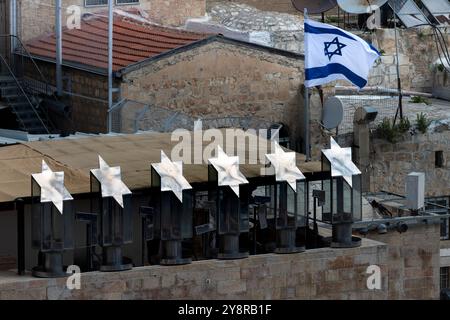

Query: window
<box><xmin>85</xmin><ymin>0</ymin><xmax>108</xmax><ymax>6</ymax></box>
<box><xmin>441</xmin><ymin>267</ymin><xmax>449</xmax><ymax>291</ymax></box>
<box><xmin>85</xmin><ymin>0</ymin><xmax>139</xmax><ymax>6</ymax></box>
<box><xmin>435</xmin><ymin>151</ymin><xmax>444</xmax><ymax>168</ymax></box>
<box><xmin>425</xmin><ymin>197</ymin><xmax>450</xmax><ymax>240</ymax></box>
<box><xmin>116</xmin><ymin>0</ymin><xmax>139</xmax><ymax>4</ymax></box>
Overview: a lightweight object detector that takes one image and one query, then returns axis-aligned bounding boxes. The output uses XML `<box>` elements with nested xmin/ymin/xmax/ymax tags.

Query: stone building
<box><xmin>0</xmin><ymin>131</ymin><xmax>444</xmax><ymax>300</ymax></box>
<box><xmin>22</xmin><ymin>10</ymin><xmax>305</xmax><ymax>147</ymax></box>
<box><xmin>8</xmin><ymin>0</ymin><xmax>206</xmax><ymax>41</ymax></box>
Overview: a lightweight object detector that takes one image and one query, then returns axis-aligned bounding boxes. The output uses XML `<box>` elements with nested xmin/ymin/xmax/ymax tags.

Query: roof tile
<box><xmin>25</xmin><ymin>13</ymin><xmax>209</xmax><ymax>72</ymax></box>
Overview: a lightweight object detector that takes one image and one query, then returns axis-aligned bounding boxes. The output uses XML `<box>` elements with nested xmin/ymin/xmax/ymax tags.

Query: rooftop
<box><xmin>0</xmin><ymin>130</ymin><xmax>321</xmax><ymax>204</ymax></box>
<box><xmin>24</xmin><ymin>10</ymin><xmax>209</xmax><ymax>72</ymax></box>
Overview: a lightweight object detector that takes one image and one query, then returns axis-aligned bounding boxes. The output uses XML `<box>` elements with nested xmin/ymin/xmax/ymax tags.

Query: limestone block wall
<box><xmin>367</xmin><ymin>223</ymin><xmax>441</xmax><ymax>300</ymax></box>
<box><xmin>368</xmin><ymin>28</ymin><xmax>450</xmax><ymax>93</ymax></box>
<box><xmin>207</xmin><ymin>0</ymin><xmax>300</xmax><ymax>15</ymax></box>
<box><xmin>370</xmin><ymin>130</ymin><xmax>450</xmax><ymax>197</ymax></box>
<box><xmin>0</xmin><ymin>239</ymin><xmax>390</xmax><ymax>300</ymax></box>
<box><xmin>0</xmin><ymin>221</ymin><xmax>442</xmax><ymax>300</ymax></box>
<box><xmin>121</xmin><ymin>40</ymin><xmax>305</xmax><ymax>149</ymax></box>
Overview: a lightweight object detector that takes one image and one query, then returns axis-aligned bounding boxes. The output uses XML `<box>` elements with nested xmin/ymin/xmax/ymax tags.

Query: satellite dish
<box><xmin>337</xmin><ymin>0</ymin><xmax>388</xmax><ymax>14</ymax></box>
<box><xmin>291</xmin><ymin>0</ymin><xmax>338</xmax><ymax>14</ymax></box>
<box><xmin>322</xmin><ymin>97</ymin><xmax>344</xmax><ymax>130</ymax></box>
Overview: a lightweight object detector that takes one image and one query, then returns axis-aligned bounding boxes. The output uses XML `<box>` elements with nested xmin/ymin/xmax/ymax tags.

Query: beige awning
<box><xmin>0</xmin><ymin>130</ymin><xmax>321</xmax><ymax>203</ymax></box>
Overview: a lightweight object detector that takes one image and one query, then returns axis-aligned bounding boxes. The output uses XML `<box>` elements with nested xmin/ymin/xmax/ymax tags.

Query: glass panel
<box><xmin>42</xmin><ymin>203</ymin><xmax>53</xmax><ymax>251</ymax></box>
<box><xmin>352</xmin><ymin>175</ymin><xmax>362</xmax><ymax>222</ymax></box>
<box><xmin>31</xmin><ymin>179</ymin><xmax>42</xmax><ymax>249</ymax></box>
<box><xmin>296</xmin><ymin>181</ymin><xmax>307</xmax><ymax>227</ymax></box>
<box><xmin>101</xmin><ymin>198</ymin><xmax>113</xmax><ymax>246</ymax></box>
<box><xmin>218</xmin><ymin>187</ymin><xmax>240</xmax><ymax>234</ymax></box>
<box><xmin>122</xmin><ymin>194</ymin><xmax>133</xmax><ymax>243</ymax></box>
<box><xmin>63</xmin><ymin>201</ymin><xmax>74</xmax><ymax>249</ymax></box>
<box><xmin>181</xmin><ymin>190</ymin><xmax>193</xmax><ymax>239</ymax></box>
<box><xmin>239</xmin><ymin>188</ymin><xmax>250</xmax><ymax>232</ymax></box>
<box><xmin>441</xmin><ymin>267</ymin><xmax>450</xmax><ymax>290</ymax></box>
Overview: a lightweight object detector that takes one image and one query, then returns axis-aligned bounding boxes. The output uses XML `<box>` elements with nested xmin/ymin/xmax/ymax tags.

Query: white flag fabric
<box><xmin>304</xmin><ymin>19</ymin><xmax>380</xmax><ymax>89</ymax></box>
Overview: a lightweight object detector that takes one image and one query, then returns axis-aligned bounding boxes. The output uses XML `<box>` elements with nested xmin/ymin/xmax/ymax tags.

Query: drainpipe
<box><xmin>10</xmin><ymin>0</ymin><xmax>17</xmax><ymax>54</ymax></box>
<box><xmin>107</xmin><ymin>0</ymin><xmax>113</xmax><ymax>133</ymax></box>
<box><xmin>55</xmin><ymin>0</ymin><xmax>63</xmax><ymax>96</ymax></box>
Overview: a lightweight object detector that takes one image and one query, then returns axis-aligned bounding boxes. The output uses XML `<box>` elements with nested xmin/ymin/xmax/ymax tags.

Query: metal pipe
<box><xmin>107</xmin><ymin>0</ymin><xmax>113</xmax><ymax>133</ymax></box>
<box><xmin>16</xmin><ymin>198</ymin><xmax>25</xmax><ymax>275</ymax></box>
<box><xmin>335</xmin><ymin>85</ymin><xmax>434</xmax><ymax>98</ymax></box>
<box><xmin>55</xmin><ymin>0</ymin><xmax>63</xmax><ymax>96</ymax></box>
<box><xmin>304</xmin><ymin>8</ymin><xmax>311</xmax><ymax>161</ymax></box>
<box><xmin>10</xmin><ymin>0</ymin><xmax>17</xmax><ymax>54</ymax></box>
<box><xmin>392</xmin><ymin>0</ymin><xmax>404</xmax><ymax>122</ymax></box>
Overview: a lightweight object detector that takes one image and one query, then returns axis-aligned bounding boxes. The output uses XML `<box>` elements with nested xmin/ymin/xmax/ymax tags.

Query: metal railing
<box><xmin>0</xmin><ymin>53</ymin><xmax>50</xmax><ymax>134</ymax></box>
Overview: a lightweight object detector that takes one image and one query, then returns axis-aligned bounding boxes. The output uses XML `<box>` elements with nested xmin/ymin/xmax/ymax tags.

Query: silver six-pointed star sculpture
<box><xmin>322</xmin><ymin>137</ymin><xmax>361</xmax><ymax>187</ymax></box>
<box><xmin>265</xmin><ymin>142</ymin><xmax>305</xmax><ymax>192</ymax></box>
<box><xmin>32</xmin><ymin>160</ymin><xmax>73</xmax><ymax>214</ymax></box>
<box><xmin>151</xmin><ymin>151</ymin><xmax>192</xmax><ymax>202</ymax></box>
<box><xmin>90</xmin><ymin>156</ymin><xmax>132</xmax><ymax>208</ymax></box>
<box><xmin>208</xmin><ymin>146</ymin><xmax>249</xmax><ymax>197</ymax></box>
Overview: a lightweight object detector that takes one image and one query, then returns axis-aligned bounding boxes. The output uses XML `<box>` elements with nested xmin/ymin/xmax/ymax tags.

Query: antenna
<box><xmin>337</xmin><ymin>0</ymin><xmax>388</xmax><ymax>14</ymax></box>
<box><xmin>322</xmin><ymin>97</ymin><xmax>344</xmax><ymax>130</ymax></box>
<box><xmin>291</xmin><ymin>0</ymin><xmax>338</xmax><ymax>14</ymax></box>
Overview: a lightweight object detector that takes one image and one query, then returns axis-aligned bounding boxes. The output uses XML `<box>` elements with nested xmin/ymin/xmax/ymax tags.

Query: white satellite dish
<box><xmin>337</xmin><ymin>0</ymin><xmax>388</xmax><ymax>14</ymax></box>
<box><xmin>322</xmin><ymin>97</ymin><xmax>344</xmax><ymax>130</ymax></box>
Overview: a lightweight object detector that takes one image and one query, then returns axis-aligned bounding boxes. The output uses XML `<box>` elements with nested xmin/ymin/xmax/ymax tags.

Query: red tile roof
<box><xmin>25</xmin><ymin>13</ymin><xmax>209</xmax><ymax>72</ymax></box>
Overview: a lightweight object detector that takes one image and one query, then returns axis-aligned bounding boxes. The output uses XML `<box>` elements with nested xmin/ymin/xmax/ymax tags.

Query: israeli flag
<box><xmin>304</xmin><ymin>19</ymin><xmax>380</xmax><ymax>89</ymax></box>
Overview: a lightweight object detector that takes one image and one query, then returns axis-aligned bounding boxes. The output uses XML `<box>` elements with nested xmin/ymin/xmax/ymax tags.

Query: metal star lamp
<box><xmin>89</xmin><ymin>156</ymin><xmax>133</xmax><ymax>271</ymax></box>
<box><xmin>31</xmin><ymin>160</ymin><xmax>75</xmax><ymax>278</ymax></box>
<box><xmin>208</xmin><ymin>146</ymin><xmax>250</xmax><ymax>259</ymax></box>
<box><xmin>149</xmin><ymin>151</ymin><xmax>193</xmax><ymax>265</ymax></box>
<box><xmin>321</xmin><ymin>137</ymin><xmax>362</xmax><ymax>248</ymax></box>
<box><xmin>265</xmin><ymin>142</ymin><xmax>307</xmax><ymax>253</ymax></box>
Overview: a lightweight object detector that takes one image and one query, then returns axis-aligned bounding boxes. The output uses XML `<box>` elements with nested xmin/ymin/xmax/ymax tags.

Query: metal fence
<box><xmin>110</xmin><ymin>99</ymin><xmax>279</xmax><ymax>134</ymax></box>
<box><xmin>335</xmin><ymin>87</ymin><xmax>400</xmax><ymax>135</ymax></box>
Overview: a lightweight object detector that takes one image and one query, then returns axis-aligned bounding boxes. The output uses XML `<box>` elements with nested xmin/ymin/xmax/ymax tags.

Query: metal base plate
<box><xmin>330</xmin><ymin>236</ymin><xmax>362</xmax><ymax>248</ymax></box>
<box><xmin>160</xmin><ymin>257</ymin><xmax>192</xmax><ymax>266</ymax></box>
<box><xmin>32</xmin><ymin>266</ymin><xmax>67</xmax><ymax>278</ymax></box>
<box><xmin>217</xmin><ymin>251</ymin><xmax>249</xmax><ymax>260</ymax></box>
<box><xmin>100</xmin><ymin>257</ymin><xmax>133</xmax><ymax>272</ymax></box>
<box><xmin>274</xmin><ymin>246</ymin><xmax>306</xmax><ymax>254</ymax></box>
<box><xmin>100</xmin><ymin>263</ymin><xmax>133</xmax><ymax>272</ymax></box>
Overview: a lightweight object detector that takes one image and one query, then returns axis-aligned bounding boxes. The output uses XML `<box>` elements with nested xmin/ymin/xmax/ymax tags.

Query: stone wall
<box><xmin>207</xmin><ymin>0</ymin><xmax>299</xmax><ymax>15</ymax></box>
<box><xmin>17</xmin><ymin>0</ymin><xmax>205</xmax><ymax>41</ymax></box>
<box><xmin>370</xmin><ymin>130</ymin><xmax>450</xmax><ymax>197</ymax></box>
<box><xmin>0</xmin><ymin>238</ymin><xmax>390</xmax><ymax>300</ymax></box>
<box><xmin>0</xmin><ymin>221</ymin><xmax>442</xmax><ymax>300</ymax></box>
<box><xmin>121</xmin><ymin>40</ymin><xmax>305</xmax><ymax>149</ymax></box>
<box><xmin>367</xmin><ymin>223</ymin><xmax>441</xmax><ymax>300</ymax></box>
<box><xmin>368</xmin><ymin>28</ymin><xmax>450</xmax><ymax>93</ymax></box>
<box><xmin>25</xmin><ymin>59</ymin><xmax>111</xmax><ymax>133</ymax></box>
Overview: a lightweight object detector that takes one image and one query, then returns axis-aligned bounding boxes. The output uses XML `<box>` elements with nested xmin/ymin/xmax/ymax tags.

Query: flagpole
<box><xmin>107</xmin><ymin>0</ymin><xmax>113</xmax><ymax>133</ymax></box>
<box><xmin>392</xmin><ymin>0</ymin><xmax>403</xmax><ymax>123</ymax></box>
<box><xmin>304</xmin><ymin>8</ymin><xmax>311</xmax><ymax>161</ymax></box>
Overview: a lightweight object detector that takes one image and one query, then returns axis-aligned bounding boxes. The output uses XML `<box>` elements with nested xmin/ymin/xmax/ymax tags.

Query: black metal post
<box><xmin>16</xmin><ymin>198</ymin><xmax>25</xmax><ymax>275</ymax></box>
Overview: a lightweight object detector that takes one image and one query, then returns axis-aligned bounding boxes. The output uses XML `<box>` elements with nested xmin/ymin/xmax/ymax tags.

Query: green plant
<box><xmin>415</xmin><ymin>112</ymin><xmax>431</xmax><ymax>134</ymax></box>
<box><xmin>325</xmin><ymin>16</ymin><xmax>340</xmax><ymax>24</ymax></box>
<box><xmin>436</xmin><ymin>63</ymin><xmax>445</xmax><ymax>72</ymax></box>
<box><xmin>410</xmin><ymin>96</ymin><xmax>431</xmax><ymax>105</ymax></box>
<box><xmin>397</xmin><ymin>117</ymin><xmax>411</xmax><ymax>133</ymax></box>
<box><xmin>377</xmin><ymin>118</ymin><xmax>399</xmax><ymax>143</ymax></box>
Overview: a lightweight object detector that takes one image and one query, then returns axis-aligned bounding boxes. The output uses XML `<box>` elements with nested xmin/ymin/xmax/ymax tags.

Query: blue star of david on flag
<box><xmin>304</xmin><ymin>19</ymin><xmax>380</xmax><ymax>89</ymax></box>
<box><xmin>324</xmin><ymin>37</ymin><xmax>346</xmax><ymax>60</ymax></box>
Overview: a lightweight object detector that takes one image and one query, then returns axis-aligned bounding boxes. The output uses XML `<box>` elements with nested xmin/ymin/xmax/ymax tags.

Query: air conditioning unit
<box><xmin>406</xmin><ymin>172</ymin><xmax>425</xmax><ymax>211</ymax></box>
